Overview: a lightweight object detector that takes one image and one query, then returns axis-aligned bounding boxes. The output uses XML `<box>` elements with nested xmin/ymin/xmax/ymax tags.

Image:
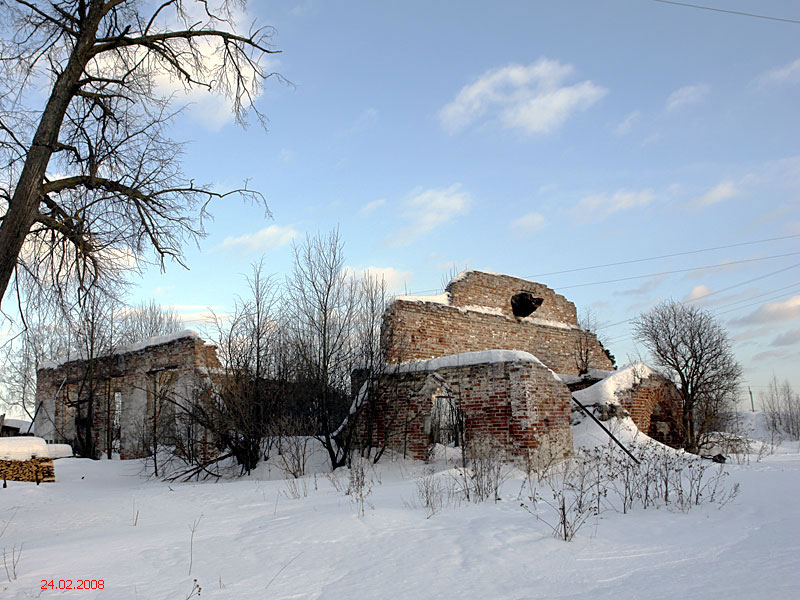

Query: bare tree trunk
<box><xmin>0</xmin><ymin>2</ymin><xmax>105</xmax><ymax>305</ymax></box>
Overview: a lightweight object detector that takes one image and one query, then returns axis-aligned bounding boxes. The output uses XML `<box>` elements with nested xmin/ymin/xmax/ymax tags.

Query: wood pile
<box><xmin>0</xmin><ymin>457</ymin><xmax>56</xmax><ymax>484</ymax></box>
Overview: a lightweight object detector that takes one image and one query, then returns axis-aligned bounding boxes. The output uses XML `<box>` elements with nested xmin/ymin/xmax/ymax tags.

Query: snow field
<box><xmin>1</xmin><ymin>429</ymin><xmax>799</xmax><ymax>599</ymax></box>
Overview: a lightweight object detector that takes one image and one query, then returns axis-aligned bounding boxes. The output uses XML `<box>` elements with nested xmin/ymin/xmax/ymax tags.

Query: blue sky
<box><xmin>131</xmin><ymin>0</ymin><xmax>800</xmax><ymax>398</ymax></box>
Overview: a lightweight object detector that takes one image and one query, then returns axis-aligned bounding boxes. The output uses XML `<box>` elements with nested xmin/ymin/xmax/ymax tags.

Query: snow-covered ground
<box><xmin>1</xmin><ymin>425</ymin><xmax>799</xmax><ymax>599</ymax></box>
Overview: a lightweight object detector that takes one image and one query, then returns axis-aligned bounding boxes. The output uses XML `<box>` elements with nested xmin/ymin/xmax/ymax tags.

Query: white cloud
<box><xmin>344</xmin><ymin>266</ymin><xmax>412</xmax><ymax>294</ymax></box>
<box><xmin>613</xmin><ymin>276</ymin><xmax>664</xmax><ymax>297</ymax></box>
<box><xmin>135</xmin><ymin>4</ymin><xmax>275</xmax><ymax>131</ymax></box>
<box><xmin>771</xmin><ymin>328</ymin><xmax>800</xmax><ymax>347</ymax></box>
<box><xmin>221</xmin><ymin>224</ymin><xmax>298</xmax><ymax>253</ymax></box>
<box><xmin>359</xmin><ymin>198</ymin><xmax>387</xmax><ymax>217</ymax></box>
<box><xmin>290</xmin><ymin>0</ymin><xmax>316</xmax><ymax>17</ymax></box>
<box><xmin>683</xmin><ymin>284</ymin><xmax>713</xmax><ymax>303</ymax></box>
<box><xmin>152</xmin><ymin>285</ymin><xmax>176</xmax><ymax>296</ymax></box>
<box><xmin>753</xmin><ymin>348</ymin><xmax>796</xmax><ymax>362</ymax></box>
<box><xmin>614</xmin><ymin>110</ymin><xmax>641</xmax><ymax>136</ymax></box>
<box><xmin>387</xmin><ymin>184</ymin><xmax>471</xmax><ymax>245</ymax></box>
<box><xmin>438</xmin><ymin>59</ymin><xmax>607</xmax><ymax>135</ymax></box>
<box><xmin>693</xmin><ymin>181</ymin><xmax>741</xmax><ymax>207</ymax></box>
<box><xmin>353</xmin><ymin>107</ymin><xmax>379</xmax><ymax>129</ymax></box>
<box><xmin>665</xmin><ymin>83</ymin><xmax>710</xmax><ymax>112</ymax></box>
<box><xmin>572</xmin><ymin>189</ymin><xmax>655</xmax><ymax>221</ymax></box>
<box><xmin>511</xmin><ymin>212</ymin><xmax>546</xmax><ymax>232</ymax></box>
<box><xmin>757</xmin><ymin>58</ymin><xmax>800</xmax><ymax>86</ymax></box>
<box><xmin>732</xmin><ymin>295</ymin><xmax>800</xmax><ymax>326</ymax></box>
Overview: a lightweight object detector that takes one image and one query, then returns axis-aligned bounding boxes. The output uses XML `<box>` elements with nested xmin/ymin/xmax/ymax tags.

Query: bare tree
<box><xmin>286</xmin><ymin>229</ymin><xmax>359</xmax><ymax>469</ymax></box>
<box><xmin>208</xmin><ymin>260</ymin><xmax>283</xmax><ymax>474</ymax></box>
<box><xmin>574</xmin><ymin>309</ymin><xmax>598</xmax><ymax>376</ymax></box>
<box><xmin>67</xmin><ymin>288</ymin><xmax>116</xmax><ymax>458</ymax></box>
<box><xmin>574</xmin><ymin>309</ymin><xmax>615</xmax><ymax>375</ymax></box>
<box><xmin>156</xmin><ymin>260</ymin><xmax>285</xmax><ymax>479</ymax></box>
<box><xmin>761</xmin><ymin>376</ymin><xmax>800</xmax><ymax>440</ymax></box>
<box><xmin>0</xmin><ymin>0</ymin><xmax>282</xmax><ymax>310</ymax></box>
<box><xmin>116</xmin><ymin>300</ymin><xmax>184</xmax><ymax>344</ymax></box>
<box><xmin>633</xmin><ymin>300</ymin><xmax>742</xmax><ymax>453</ymax></box>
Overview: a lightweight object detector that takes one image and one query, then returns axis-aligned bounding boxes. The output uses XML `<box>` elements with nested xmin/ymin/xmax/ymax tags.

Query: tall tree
<box><xmin>286</xmin><ymin>229</ymin><xmax>359</xmax><ymax>469</ymax></box>
<box><xmin>633</xmin><ymin>300</ymin><xmax>742</xmax><ymax>453</ymax></box>
<box><xmin>0</xmin><ymin>0</ymin><xmax>280</xmax><ymax>309</ymax></box>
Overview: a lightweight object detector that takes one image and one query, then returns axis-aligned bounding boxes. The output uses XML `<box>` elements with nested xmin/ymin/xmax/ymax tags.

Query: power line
<box><xmin>594</xmin><ymin>262</ymin><xmax>800</xmax><ymax>331</ymax></box>
<box><xmin>680</xmin><ymin>265</ymin><xmax>800</xmax><ymax>306</ymax></box>
<box><xmin>651</xmin><ymin>0</ymin><xmax>800</xmax><ymax>24</ymax></box>
<box><xmin>557</xmin><ymin>252</ymin><xmax>800</xmax><ymax>291</ymax></box>
<box><xmin>605</xmin><ymin>285</ymin><xmax>800</xmax><ymax>348</ymax></box>
<box><xmin>715</xmin><ymin>288</ymin><xmax>800</xmax><ymax>316</ymax></box>
<box><xmin>704</xmin><ymin>281</ymin><xmax>800</xmax><ymax>311</ymax></box>
<box><xmin>525</xmin><ymin>234</ymin><xmax>800</xmax><ymax>279</ymax></box>
<box><xmin>399</xmin><ymin>233</ymin><xmax>800</xmax><ymax>297</ymax></box>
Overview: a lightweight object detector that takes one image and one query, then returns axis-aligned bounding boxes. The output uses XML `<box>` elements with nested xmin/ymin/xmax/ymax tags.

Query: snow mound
<box><xmin>0</xmin><ymin>436</ymin><xmax>50</xmax><ymax>461</ymax></box>
<box><xmin>47</xmin><ymin>444</ymin><xmax>74</xmax><ymax>459</ymax></box>
<box><xmin>557</xmin><ymin>369</ymin><xmax>616</xmax><ymax>385</ymax></box>
<box><xmin>40</xmin><ymin>329</ymin><xmax>201</xmax><ymax>369</ymax></box>
<box><xmin>573</xmin><ymin>363</ymin><xmax>655</xmax><ymax>406</ymax></box>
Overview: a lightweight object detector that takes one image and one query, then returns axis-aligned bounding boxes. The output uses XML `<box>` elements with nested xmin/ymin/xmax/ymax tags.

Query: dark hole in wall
<box><xmin>511</xmin><ymin>292</ymin><xmax>543</xmax><ymax>318</ymax></box>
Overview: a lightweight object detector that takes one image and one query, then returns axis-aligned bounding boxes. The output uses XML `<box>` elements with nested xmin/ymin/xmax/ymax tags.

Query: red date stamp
<box><xmin>41</xmin><ymin>580</ymin><xmax>104</xmax><ymax>591</ymax></box>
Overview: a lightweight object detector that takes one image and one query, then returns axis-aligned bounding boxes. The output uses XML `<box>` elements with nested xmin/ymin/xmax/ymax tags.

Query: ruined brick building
<box><xmin>35</xmin><ymin>331</ymin><xmax>219</xmax><ymax>459</ymax></box>
<box><xmin>354</xmin><ymin>270</ymin><xmax>681</xmax><ymax>461</ymax></box>
<box><xmin>33</xmin><ymin>272</ymin><xmax>681</xmax><ymax>465</ymax></box>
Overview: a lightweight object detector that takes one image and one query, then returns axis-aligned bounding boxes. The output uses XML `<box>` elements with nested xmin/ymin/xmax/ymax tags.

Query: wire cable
<box><xmin>557</xmin><ymin>252</ymin><xmax>800</xmax><ymax>291</ymax></box>
<box><xmin>525</xmin><ymin>233</ymin><xmax>800</xmax><ymax>279</ymax></box>
<box><xmin>594</xmin><ymin>262</ymin><xmax>800</xmax><ymax>331</ymax></box>
<box><xmin>651</xmin><ymin>0</ymin><xmax>800</xmax><ymax>24</ymax></box>
<box><xmin>398</xmin><ymin>234</ymin><xmax>800</xmax><ymax>297</ymax></box>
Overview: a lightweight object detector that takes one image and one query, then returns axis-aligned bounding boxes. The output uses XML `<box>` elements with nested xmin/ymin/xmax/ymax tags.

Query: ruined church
<box><xmin>34</xmin><ymin>270</ymin><xmax>681</xmax><ymax>463</ymax></box>
<box><xmin>352</xmin><ymin>270</ymin><xmax>681</xmax><ymax>462</ymax></box>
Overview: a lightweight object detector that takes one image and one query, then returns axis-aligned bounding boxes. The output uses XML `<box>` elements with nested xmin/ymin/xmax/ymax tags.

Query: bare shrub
<box><xmin>346</xmin><ymin>456</ymin><xmax>374</xmax><ymax>516</ymax></box>
<box><xmin>2</xmin><ymin>543</ymin><xmax>22</xmax><ymax>582</ymax></box>
<box><xmin>761</xmin><ymin>377</ymin><xmax>800</xmax><ymax>441</ymax></box>
<box><xmin>277</xmin><ymin>432</ymin><xmax>312</xmax><ymax>479</ymax></box>
<box><xmin>463</xmin><ymin>435</ymin><xmax>510</xmax><ymax>503</ymax></box>
<box><xmin>283</xmin><ymin>477</ymin><xmax>309</xmax><ymax>500</ymax></box>
<box><xmin>521</xmin><ymin>440</ymin><xmax>740</xmax><ymax>541</ymax></box>
<box><xmin>411</xmin><ymin>468</ymin><xmax>461</xmax><ymax>518</ymax></box>
<box><xmin>521</xmin><ymin>458</ymin><xmax>598</xmax><ymax>542</ymax></box>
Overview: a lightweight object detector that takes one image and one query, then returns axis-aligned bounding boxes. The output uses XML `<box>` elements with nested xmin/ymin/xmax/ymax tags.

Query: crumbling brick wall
<box><xmin>382</xmin><ymin>271</ymin><xmax>613</xmax><ymax>374</ymax></box>
<box><xmin>615</xmin><ymin>373</ymin><xmax>683</xmax><ymax>448</ymax></box>
<box><xmin>353</xmin><ymin>353</ymin><xmax>573</xmax><ymax>464</ymax></box>
<box><xmin>35</xmin><ymin>332</ymin><xmax>220</xmax><ymax>459</ymax></box>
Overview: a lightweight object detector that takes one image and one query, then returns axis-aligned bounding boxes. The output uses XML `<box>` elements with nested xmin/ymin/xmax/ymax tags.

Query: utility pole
<box><xmin>749</xmin><ymin>386</ymin><xmax>755</xmax><ymax>412</ymax></box>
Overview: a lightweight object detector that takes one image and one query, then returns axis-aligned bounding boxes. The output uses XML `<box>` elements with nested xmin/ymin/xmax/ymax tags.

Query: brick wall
<box><xmin>35</xmin><ymin>334</ymin><xmax>220</xmax><ymax>459</ymax></box>
<box><xmin>353</xmin><ymin>355</ymin><xmax>573</xmax><ymax>464</ymax></box>
<box><xmin>447</xmin><ymin>271</ymin><xmax>578</xmax><ymax>324</ymax></box>
<box><xmin>382</xmin><ymin>300</ymin><xmax>613</xmax><ymax>374</ymax></box>
<box><xmin>382</xmin><ymin>271</ymin><xmax>613</xmax><ymax>374</ymax></box>
<box><xmin>615</xmin><ymin>373</ymin><xmax>683</xmax><ymax>447</ymax></box>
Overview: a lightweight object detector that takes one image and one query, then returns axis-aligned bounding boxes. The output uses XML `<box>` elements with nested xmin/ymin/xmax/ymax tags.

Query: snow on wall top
<box><xmin>39</xmin><ymin>329</ymin><xmax>202</xmax><ymax>370</ymax></box>
<box><xmin>572</xmin><ymin>363</ymin><xmax>655</xmax><ymax>406</ymax></box>
<box><xmin>445</xmin><ymin>268</ymin><xmax>512</xmax><ymax>286</ymax></box>
<box><xmin>392</xmin><ymin>292</ymin><xmax>450</xmax><ymax>305</ymax></box>
<box><xmin>0</xmin><ymin>436</ymin><xmax>49</xmax><ymax>461</ymax></box>
<box><xmin>393</xmin><ymin>269</ymin><xmax>579</xmax><ymax>326</ymax></box>
<box><xmin>393</xmin><ymin>349</ymin><xmax>561</xmax><ymax>381</ymax></box>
